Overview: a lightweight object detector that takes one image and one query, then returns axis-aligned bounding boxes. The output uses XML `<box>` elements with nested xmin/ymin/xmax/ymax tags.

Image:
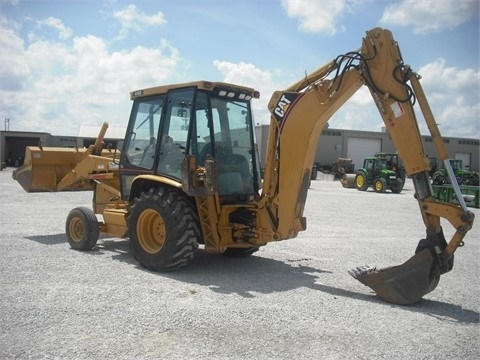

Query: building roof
<box><xmin>78</xmin><ymin>125</ymin><xmax>126</xmax><ymax>139</ymax></box>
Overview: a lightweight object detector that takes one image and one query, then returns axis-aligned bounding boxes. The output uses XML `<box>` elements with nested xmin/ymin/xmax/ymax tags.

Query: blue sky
<box><xmin>1</xmin><ymin>0</ymin><xmax>479</xmax><ymax>138</ymax></box>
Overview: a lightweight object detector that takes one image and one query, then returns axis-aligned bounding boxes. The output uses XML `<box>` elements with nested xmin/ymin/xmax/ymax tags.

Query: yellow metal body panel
<box><xmin>131</xmin><ymin>81</ymin><xmax>259</xmax><ymax>100</ymax></box>
<box><xmin>102</xmin><ymin>208</ymin><xmax>128</xmax><ymax>238</ymax></box>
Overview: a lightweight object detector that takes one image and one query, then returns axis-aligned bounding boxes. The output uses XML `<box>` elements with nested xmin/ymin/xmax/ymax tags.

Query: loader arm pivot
<box><xmin>262</xmin><ymin>28</ymin><xmax>474</xmax><ymax>304</ymax></box>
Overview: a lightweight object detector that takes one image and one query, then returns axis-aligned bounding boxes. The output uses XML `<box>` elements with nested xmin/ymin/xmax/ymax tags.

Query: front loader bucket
<box><xmin>12</xmin><ymin>121</ymin><xmax>115</xmax><ymax>192</ymax></box>
<box><xmin>349</xmin><ymin>230</ymin><xmax>452</xmax><ymax>305</ymax></box>
<box><xmin>13</xmin><ymin>146</ymin><xmax>93</xmax><ymax>192</ymax></box>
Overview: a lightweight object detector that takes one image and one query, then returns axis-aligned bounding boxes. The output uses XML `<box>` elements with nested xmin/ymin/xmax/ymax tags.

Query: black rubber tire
<box><xmin>374</xmin><ymin>178</ymin><xmax>387</xmax><ymax>193</ymax></box>
<box><xmin>398</xmin><ymin>169</ymin><xmax>406</xmax><ymax>185</ymax></box>
<box><xmin>128</xmin><ymin>188</ymin><xmax>200</xmax><ymax>272</ymax></box>
<box><xmin>66</xmin><ymin>207</ymin><xmax>99</xmax><ymax>250</ymax></box>
<box><xmin>391</xmin><ymin>178</ymin><xmax>404</xmax><ymax>194</ymax></box>
<box><xmin>222</xmin><ymin>246</ymin><xmax>260</xmax><ymax>257</ymax></box>
<box><xmin>354</xmin><ymin>173</ymin><xmax>368</xmax><ymax>191</ymax></box>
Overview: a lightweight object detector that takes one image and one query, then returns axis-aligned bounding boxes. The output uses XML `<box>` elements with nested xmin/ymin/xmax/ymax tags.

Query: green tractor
<box><xmin>374</xmin><ymin>152</ymin><xmax>406</xmax><ymax>185</ymax></box>
<box><xmin>428</xmin><ymin>156</ymin><xmax>439</xmax><ymax>178</ymax></box>
<box><xmin>354</xmin><ymin>157</ymin><xmax>404</xmax><ymax>193</ymax></box>
<box><xmin>432</xmin><ymin>159</ymin><xmax>479</xmax><ymax>186</ymax></box>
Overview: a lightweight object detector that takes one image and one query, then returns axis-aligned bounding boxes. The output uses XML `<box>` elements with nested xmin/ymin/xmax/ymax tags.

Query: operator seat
<box><xmin>197</xmin><ymin>142</ymin><xmax>252</xmax><ymax>195</ymax></box>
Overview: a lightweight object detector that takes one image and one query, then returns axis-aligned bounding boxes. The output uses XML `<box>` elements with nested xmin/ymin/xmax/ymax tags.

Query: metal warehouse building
<box><xmin>1</xmin><ymin>126</ymin><xmax>479</xmax><ymax>173</ymax></box>
<box><xmin>255</xmin><ymin>125</ymin><xmax>479</xmax><ymax>172</ymax></box>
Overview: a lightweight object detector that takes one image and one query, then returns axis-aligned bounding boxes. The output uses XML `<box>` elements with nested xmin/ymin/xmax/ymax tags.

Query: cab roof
<box><xmin>130</xmin><ymin>80</ymin><xmax>260</xmax><ymax>100</ymax></box>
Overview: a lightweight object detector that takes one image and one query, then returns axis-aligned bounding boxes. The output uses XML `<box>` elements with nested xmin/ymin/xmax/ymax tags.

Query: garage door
<box><xmin>347</xmin><ymin>137</ymin><xmax>381</xmax><ymax>170</ymax></box>
<box><xmin>455</xmin><ymin>152</ymin><xmax>471</xmax><ymax>169</ymax></box>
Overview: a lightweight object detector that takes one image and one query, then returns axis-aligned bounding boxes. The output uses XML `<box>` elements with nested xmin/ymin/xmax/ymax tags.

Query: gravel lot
<box><xmin>0</xmin><ymin>167</ymin><xmax>479</xmax><ymax>359</ymax></box>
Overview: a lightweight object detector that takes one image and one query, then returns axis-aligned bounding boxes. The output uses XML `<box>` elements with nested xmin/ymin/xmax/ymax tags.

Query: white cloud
<box><xmin>380</xmin><ymin>0</ymin><xmax>477</xmax><ymax>34</ymax></box>
<box><xmin>416</xmin><ymin>58</ymin><xmax>480</xmax><ymax>137</ymax></box>
<box><xmin>0</xmin><ymin>23</ymin><xmax>185</xmax><ymax>135</ymax></box>
<box><xmin>38</xmin><ymin>17</ymin><xmax>72</xmax><ymax>39</ymax></box>
<box><xmin>213</xmin><ymin>60</ymin><xmax>282</xmax><ymax>125</ymax></box>
<box><xmin>329</xmin><ymin>89</ymin><xmax>379</xmax><ymax>131</ymax></box>
<box><xmin>113</xmin><ymin>4</ymin><xmax>166</xmax><ymax>40</ymax></box>
<box><xmin>0</xmin><ymin>22</ymin><xmax>30</xmax><ymax>90</ymax></box>
<box><xmin>281</xmin><ymin>0</ymin><xmax>346</xmax><ymax>34</ymax></box>
<box><xmin>329</xmin><ymin>58</ymin><xmax>480</xmax><ymax>138</ymax></box>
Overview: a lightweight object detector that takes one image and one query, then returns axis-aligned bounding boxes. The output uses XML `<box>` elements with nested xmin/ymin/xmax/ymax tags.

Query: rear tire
<box><xmin>222</xmin><ymin>246</ymin><xmax>259</xmax><ymax>257</ymax></box>
<box><xmin>66</xmin><ymin>207</ymin><xmax>99</xmax><ymax>250</ymax></box>
<box><xmin>355</xmin><ymin>173</ymin><xmax>368</xmax><ymax>191</ymax></box>
<box><xmin>391</xmin><ymin>178</ymin><xmax>404</xmax><ymax>194</ymax></box>
<box><xmin>128</xmin><ymin>188</ymin><xmax>200</xmax><ymax>272</ymax></box>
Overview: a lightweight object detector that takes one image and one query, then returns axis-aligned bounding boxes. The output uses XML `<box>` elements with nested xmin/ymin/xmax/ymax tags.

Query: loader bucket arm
<box><xmin>262</xmin><ymin>28</ymin><xmax>474</xmax><ymax>304</ymax></box>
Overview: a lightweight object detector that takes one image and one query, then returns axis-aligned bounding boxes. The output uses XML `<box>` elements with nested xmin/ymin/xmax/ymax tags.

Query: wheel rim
<box><xmin>356</xmin><ymin>176</ymin><xmax>364</xmax><ymax>188</ymax></box>
<box><xmin>375</xmin><ymin>180</ymin><xmax>383</xmax><ymax>191</ymax></box>
<box><xmin>69</xmin><ymin>217</ymin><xmax>84</xmax><ymax>242</ymax></box>
<box><xmin>137</xmin><ymin>209</ymin><xmax>166</xmax><ymax>254</ymax></box>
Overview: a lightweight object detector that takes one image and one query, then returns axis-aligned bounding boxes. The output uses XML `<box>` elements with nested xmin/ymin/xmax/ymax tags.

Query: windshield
<box><xmin>124</xmin><ymin>97</ymin><xmax>163</xmax><ymax>169</ymax></box>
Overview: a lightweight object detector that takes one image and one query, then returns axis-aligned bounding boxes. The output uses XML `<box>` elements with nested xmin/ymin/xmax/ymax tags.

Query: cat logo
<box><xmin>274</xmin><ymin>94</ymin><xmax>292</xmax><ymax>118</ymax></box>
<box><xmin>272</xmin><ymin>92</ymin><xmax>304</xmax><ymax>129</ymax></box>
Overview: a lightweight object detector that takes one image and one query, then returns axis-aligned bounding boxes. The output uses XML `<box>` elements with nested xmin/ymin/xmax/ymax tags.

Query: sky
<box><xmin>1</xmin><ymin>0</ymin><xmax>479</xmax><ymax>138</ymax></box>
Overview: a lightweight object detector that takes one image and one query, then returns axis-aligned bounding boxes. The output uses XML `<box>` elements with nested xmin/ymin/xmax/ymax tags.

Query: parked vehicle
<box><xmin>432</xmin><ymin>159</ymin><xmax>479</xmax><ymax>186</ymax></box>
<box><xmin>354</xmin><ymin>157</ymin><xmax>404</xmax><ymax>193</ymax></box>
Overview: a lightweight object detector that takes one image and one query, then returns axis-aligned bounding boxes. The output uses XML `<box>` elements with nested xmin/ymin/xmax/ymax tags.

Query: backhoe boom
<box><xmin>262</xmin><ymin>28</ymin><xmax>474</xmax><ymax>304</ymax></box>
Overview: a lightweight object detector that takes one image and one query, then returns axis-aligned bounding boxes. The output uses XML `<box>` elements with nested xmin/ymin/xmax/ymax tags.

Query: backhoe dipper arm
<box><xmin>261</xmin><ymin>27</ymin><xmax>474</xmax><ymax>304</ymax></box>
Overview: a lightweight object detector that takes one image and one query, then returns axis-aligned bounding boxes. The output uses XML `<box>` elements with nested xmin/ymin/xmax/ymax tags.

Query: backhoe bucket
<box><xmin>13</xmin><ymin>146</ymin><xmax>94</xmax><ymax>192</ymax></box>
<box><xmin>349</xmin><ymin>230</ymin><xmax>451</xmax><ymax>305</ymax></box>
<box><xmin>349</xmin><ymin>249</ymin><xmax>440</xmax><ymax>305</ymax></box>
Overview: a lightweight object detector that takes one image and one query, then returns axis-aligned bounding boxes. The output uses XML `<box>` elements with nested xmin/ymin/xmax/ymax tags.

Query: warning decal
<box><xmin>390</xmin><ymin>101</ymin><xmax>404</xmax><ymax>118</ymax></box>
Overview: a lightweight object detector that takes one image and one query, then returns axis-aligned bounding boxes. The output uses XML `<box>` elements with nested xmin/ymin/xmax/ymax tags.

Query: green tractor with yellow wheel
<box><xmin>354</xmin><ymin>157</ymin><xmax>404</xmax><ymax>193</ymax></box>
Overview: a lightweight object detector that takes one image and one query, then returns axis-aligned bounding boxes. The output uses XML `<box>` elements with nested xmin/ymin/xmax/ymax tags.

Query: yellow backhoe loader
<box><xmin>13</xmin><ymin>28</ymin><xmax>474</xmax><ymax>305</ymax></box>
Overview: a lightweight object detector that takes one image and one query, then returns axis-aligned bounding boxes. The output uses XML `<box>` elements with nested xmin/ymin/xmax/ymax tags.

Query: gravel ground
<box><xmin>0</xmin><ymin>167</ymin><xmax>479</xmax><ymax>359</ymax></box>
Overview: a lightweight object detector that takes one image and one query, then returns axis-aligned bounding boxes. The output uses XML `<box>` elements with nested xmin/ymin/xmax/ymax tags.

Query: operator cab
<box><xmin>120</xmin><ymin>81</ymin><xmax>262</xmax><ymax>204</ymax></box>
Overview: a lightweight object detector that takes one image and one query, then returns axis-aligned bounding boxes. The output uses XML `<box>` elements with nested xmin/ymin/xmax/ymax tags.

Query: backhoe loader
<box><xmin>13</xmin><ymin>28</ymin><xmax>475</xmax><ymax>305</ymax></box>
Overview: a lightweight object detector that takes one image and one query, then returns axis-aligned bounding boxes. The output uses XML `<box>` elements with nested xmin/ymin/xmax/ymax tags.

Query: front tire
<box><xmin>66</xmin><ymin>207</ymin><xmax>99</xmax><ymax>250</ymax></box>
<box><xmin>128</xmin><ymin>188</ymin><xmax>200</xmax><ymax>272</ymax></box>
<box><xmin>355</xmin><ymin>173</ymin><xmax>368</xmax><ymax>191</ymax></box>
<box><xmin>374</xmin><ymin>178</ymin><xmax>387</xmax><ymax>193</ymax></box>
